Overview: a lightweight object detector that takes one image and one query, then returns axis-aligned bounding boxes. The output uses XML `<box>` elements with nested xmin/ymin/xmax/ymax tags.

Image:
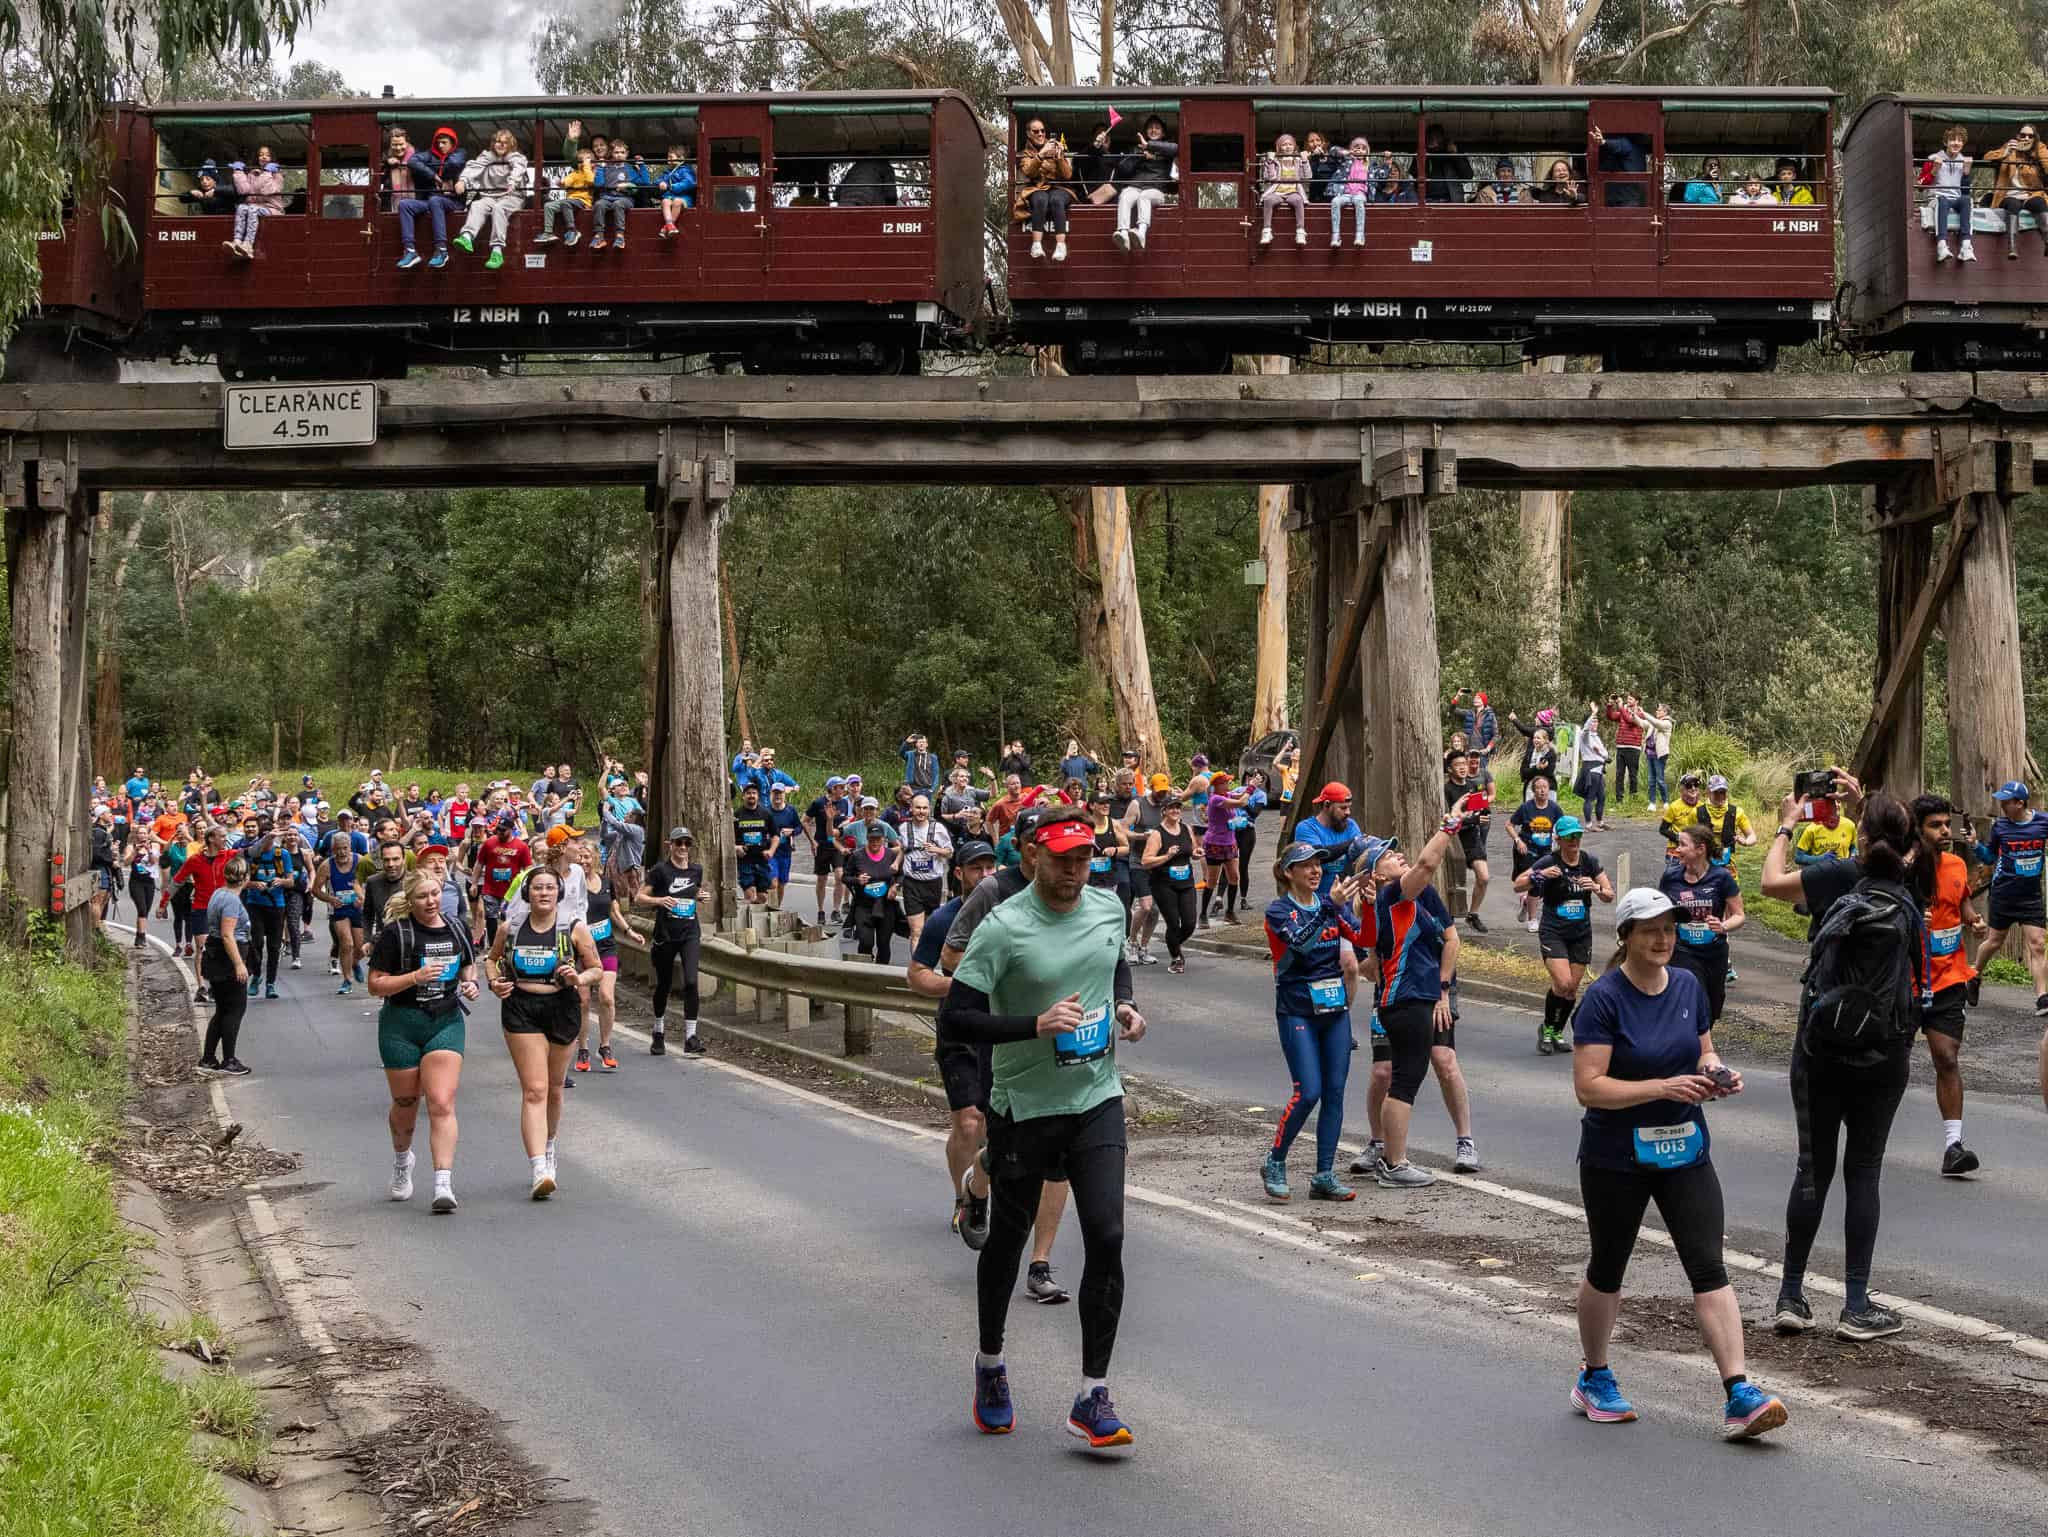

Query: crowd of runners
<box><xmin>89</xmin><ymin>722</ymin><xmax>2048</xmax><ymax>1455</ymax></box>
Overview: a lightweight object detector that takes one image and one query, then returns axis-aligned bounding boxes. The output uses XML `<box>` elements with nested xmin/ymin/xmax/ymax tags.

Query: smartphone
<box><xmin>1704</xmin><ymin>1064</ymin><xmax>1737</xmax><ymax>1094</ymax></box>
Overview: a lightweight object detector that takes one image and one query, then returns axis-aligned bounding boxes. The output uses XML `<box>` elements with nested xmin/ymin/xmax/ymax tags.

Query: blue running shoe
<box><xmin>265</xmin><ymin>984</ymin><xmax>278</xmax><ymax>1000</ymax></box>
<box><xmin>427</xmin><ymin>248</ymin><xmax>449</xmax><ymax>269</ymax></box>
<box><xmin>1570</xmin><ymin>1364</ymin><xmax>1638</xmax><ymax>1423</ymax></box>
<box><xmin>1309</xmin><ymin>1171</ymin><xmax>1356</xmax><ymax>1201</ymax></box>
<box><xmin>1067</xmin><ymin>1386</ymin><xmax>1133</xmax><ymax>1449</ymax></box>
<box><xmin>1722</xmin><ymin>1380</ymin><xmax>1788</xmax><ymax>1440</ymax></box>
<box><xmin>1261</xmin><ymin>1154</ymin><xmax>1290</xmax><ymax>1202</ymax></box>
<box><xmin>972</xmin><ymin>1363</ymin><xmax>1013</xmax><ymax>1435</ymax></box>
<box><xmin>395</xmin><ymin>249</ymin><xmax>422</xmax><ymax>270</ymax></box>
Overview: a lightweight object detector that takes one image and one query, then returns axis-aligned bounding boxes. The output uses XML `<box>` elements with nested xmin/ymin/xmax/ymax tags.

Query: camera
<box><xmin>1792</xmin><ymin>768</ymin><xmax>1838</xmax><ymax>801</ymax></box>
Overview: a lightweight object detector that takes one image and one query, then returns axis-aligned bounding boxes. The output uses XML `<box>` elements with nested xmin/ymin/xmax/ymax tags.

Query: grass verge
<box><xmin>0</xmin><ymin>950</ymin><xmax>234</xmax><ymax>1536</ymax></box>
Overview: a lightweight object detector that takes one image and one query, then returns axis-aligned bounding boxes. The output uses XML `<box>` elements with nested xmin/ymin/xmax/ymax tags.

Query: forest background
<box><xmin>4</xmin><ymin>0</ymin><xmax>2048</xmax><ymax>796</ymax></box>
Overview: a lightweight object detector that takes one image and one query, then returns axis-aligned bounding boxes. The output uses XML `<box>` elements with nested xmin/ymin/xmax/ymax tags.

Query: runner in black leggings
<box><xmin>1140</xmin><ymin>794</ymin><xmax>1198</xmax><ymax>973</ymax></box>
<box><xmin>1234</xmin><ymin>770</ymin><xmax>1270</xmax><ymax>903</ymax></box>
<box><xmin>634</xmin><ymin>828</ymin><xmax>706</xmax><ymax>1056</ymax></box>
<box><xmin>939</xmin><ymin>808</ymin><xmax>1147</xmax><ymax>1451</ymax></box>
<box><xmin>1569</xmin><ymin>886</ymin><xmax>1787</xmax><ymax>1440</ymax></box>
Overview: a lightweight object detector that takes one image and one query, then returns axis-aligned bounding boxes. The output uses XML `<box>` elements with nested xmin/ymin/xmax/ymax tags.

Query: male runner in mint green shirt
<box><xmin>944</xmin><ymin>808</ymin><xmax>1146</xmax><ymax>1451</ymax></box>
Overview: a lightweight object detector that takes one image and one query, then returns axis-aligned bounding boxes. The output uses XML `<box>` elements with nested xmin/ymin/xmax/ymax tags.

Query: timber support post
<box><xmin>3</xmin><ymin>436</ymin><xmax>95</xmax><ymax>960</ymax></box>
<box><xmin>653</xmin><ymin>438</ymin><xmax>736</xmax><ymax>931</ymax></box>
<box><xmin>1855</xmin><ymin>429</ymin><xmax>2032</xmax><ymax>809</ymax></box>
<box><xmin>1287</xmin><ymin>431</ymin><xmax>1456</xmax><ymax>899</ymax></box>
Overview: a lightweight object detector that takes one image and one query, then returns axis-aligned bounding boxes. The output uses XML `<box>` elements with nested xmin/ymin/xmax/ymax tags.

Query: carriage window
<box><xmin>711</xmin><ymin>135</ymin><xmax>762</xmax><ymax>211</ymax></box>
<box><xmin>152</xmin><ymin>118</ymin><xmax>315</xmax><ymax>216</ymax></box>
<box><xmin>317</xmin><ymin>143</ymin><xmax>370</xmax><ymax>219</ymax></box>
<box><xmin>770</xmin><ymin>110</ymin><xmax>932</xmax><ymax>209</ymax></box>
<box><xmin>1187</xmin><ymin>133</ymin><xmax>1244</xmax><ymax>207</ymax></box>
<box><xmin>536</xmin><ymin>114</ymin><xmax>697</xmax><ymax>203</ymax></box>
<box><xmin>1421</xmin><ymin>106</ymin><xmax>1588</xmax><ymax>205</ymax></box>
<box><xmin>1663</xmin><ymin>106</ymin><xmax>1830</xmax><ymax>208</ymax></box>
<box><xmin>1906</xmin><ymin>113</ymin><xmax>2013</xmax><ymax>228</ymax></box>
<box><xmin>1252</xmin><ymin>107</ymin><xmax>1422</xmax><ymax>205</ymax></box>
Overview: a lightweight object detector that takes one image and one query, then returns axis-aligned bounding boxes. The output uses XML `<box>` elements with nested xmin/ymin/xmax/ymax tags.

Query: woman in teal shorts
<box><xmin>366</xmin><ymin>868</ymin><xmax>481</xmax><ymax>1214</ymax></box>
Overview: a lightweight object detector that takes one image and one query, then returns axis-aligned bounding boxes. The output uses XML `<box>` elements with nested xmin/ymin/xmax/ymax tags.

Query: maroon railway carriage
<box><xmin>1003</xmin><ymin>85</ymin><xmax>1837</xmax><ymax>371</ymax></box>
<box><xmin>16</xmin><ymin>91</ymin><xmax>987</xmax><ymax>380</ymax></box>
<box><xmin>1839</xmin><ymin>95</ymin><xmax>2048</xmax><ymax>370</ymax></box>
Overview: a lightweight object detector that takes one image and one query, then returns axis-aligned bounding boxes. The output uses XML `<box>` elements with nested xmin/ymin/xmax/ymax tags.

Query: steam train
<box><xmin>13</xmin><ymin>85</ymin><xmax>2048</xmax><ymax>381</ymax></box>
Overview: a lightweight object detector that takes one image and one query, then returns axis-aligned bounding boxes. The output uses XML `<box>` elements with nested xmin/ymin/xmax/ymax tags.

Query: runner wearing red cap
<box><xmin>940</xmin><ymin>808</ymin><xmax>1146</xmax><ymax>1449</ymax></box>
<box><xmin>1296</xmin><ymin>783</ymin><xmax>1366</xmax><ymax>1005</ymax></box>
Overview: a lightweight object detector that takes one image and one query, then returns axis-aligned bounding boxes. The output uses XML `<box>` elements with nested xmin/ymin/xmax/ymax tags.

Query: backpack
<box><xmin>1798</xmin><ymin>879</ymin><xmax>1921</xmax><ymax>1064</ymax></box>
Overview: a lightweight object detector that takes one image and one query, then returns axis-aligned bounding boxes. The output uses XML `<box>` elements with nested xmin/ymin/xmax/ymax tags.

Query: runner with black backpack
<box><xmin>1760</xmin><ymin>780</ymin><xmax>1924</xmax><ymax>1343</ymax></box>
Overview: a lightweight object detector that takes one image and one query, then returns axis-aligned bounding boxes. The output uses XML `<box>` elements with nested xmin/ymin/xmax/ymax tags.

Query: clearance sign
<box><xmin>223</xmin><ymin>383</ymin><xmax>378</xmax><ymax>450</ymax></box>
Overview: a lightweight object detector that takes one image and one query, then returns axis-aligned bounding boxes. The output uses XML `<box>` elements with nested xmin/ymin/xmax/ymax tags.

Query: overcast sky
<box><xmin>286</xmin><ymin>2</ymin><xmax>550</xmax><ymax>98</ymax></box>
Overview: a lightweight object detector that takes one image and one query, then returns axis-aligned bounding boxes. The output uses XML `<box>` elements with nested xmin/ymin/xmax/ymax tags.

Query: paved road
<box><xmin>1088</xmin><ymin>927</ymin><xmax>2048</xmax><ymax>1338</ymax></box>
<box><xmin>186</xmin><ymin>953</ymin><xmax>2044</xmax><ymax>1537</ymax></box>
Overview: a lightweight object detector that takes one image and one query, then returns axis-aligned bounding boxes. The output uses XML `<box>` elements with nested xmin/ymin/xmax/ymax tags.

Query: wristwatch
<box><xmin>1776</xmin><ymin>825</ymin><xmax>1798</xmax><ymax>840</ymax></box>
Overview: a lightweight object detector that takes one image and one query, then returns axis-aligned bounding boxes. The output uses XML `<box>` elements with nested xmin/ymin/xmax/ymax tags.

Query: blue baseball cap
<box><xmin>1277</xmin><ymin>840</ymin><xmax>1325</xmax><ymax>870</ymax></box>
<box><xmin>1554</xmin><ymin>814</ymin><xmax>1585</xmax><ymax>838</ymax></box>
<box><xmin>826</xmin><ymin>775</ymin><xmax>845</xmax><ymax>788</ymax></box>
<box><xmin>1995</xmin><ymin>780</ymin><xmax>2030</xmax><ymax>803</ymax></box>
<box><xmin>1357</xmin><ymin>834</ymin><xmax>1399</xmax><ymax>872</ymax></box>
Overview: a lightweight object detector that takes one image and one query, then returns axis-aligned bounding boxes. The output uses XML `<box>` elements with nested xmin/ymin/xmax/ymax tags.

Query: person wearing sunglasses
<box><xmin>1988</xmin><ymin>123</ymin><xmax>2048</xmax><ymax>259</ymax></box>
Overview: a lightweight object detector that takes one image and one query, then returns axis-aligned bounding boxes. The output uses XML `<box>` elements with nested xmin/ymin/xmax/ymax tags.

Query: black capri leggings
<box><xmin>200</xmin><ymin>940</ymin><xmax>248</xmax><ymax>1065</ymax></box>
<box><xmin>1026</xmin><ymin>186</ymin><xmax>1074</xmax><ymax>233</ymax></box>
<box><xmin>1235</xmin><ymin>823</ymin><xmax>1259</xmax><ymax>898</ymax></box>
<box><xmin>247</xmin><ymin>904</ymin><xmax>285</xmax><ymax>986</ymax></box>
<box><xmin>1782</xmin><ymin>1042</ymin><xmax>1910</xmax><ymax>1303</ymax></box>
<box><xmin>171</xmin><ymin>885</ymin><xmax>196</xmax><ymax>946</ymax></box>
<box><xmin>1156</xmin><ymin>881</ymin><xmax>1197</xmax><ymax>960</ymax></box>
<box><xmin>1581</xmin><ymin>1159</ymin><xmax>1730</xmax><ymax>1295</ymax></box>
<box><xmin>129</xmin><ymin>875</ymin><xmax>157</xmax><ymax>924</ymax></box>
<box><xmin>1377</xmin><ymin>998</ymin><xmax>1438</xmax><ymax>1105</ymax></box>
<box><xmin>651</xmin><ymin>931</ymin><xmax>701</xmax><ymax>1022</ymax></box>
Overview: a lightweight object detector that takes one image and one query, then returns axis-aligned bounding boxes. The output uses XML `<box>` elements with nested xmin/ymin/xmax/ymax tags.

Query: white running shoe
<box><xmin>1294</xmin><ymin>227</ymin><xmax>1306</xmax><ymax>245</ymax></box>
<box><xmin>1030</xmin><ymin>236</ymin><xmax>1045</xmax><ymax>259</ymax></box>
<box><xmin>1936</xmin><ymin>238</ymin><xmax>1952</xmax><ymax>263</ymax></box>
<box><xmin>1260</xmin><ymin>228</ymin><xmax>1273</xmax><ymax>245</ymax></box>
<box><xmin>390</xmin><ymin>1150</ymin><xmax>415</xmax><ymax>1201</ymax></box>
<box><xmin>1113</xmin><ymin>228</ymin><xmax>1131</xmax><ymax>252</ymax></box>
<box><xmin>530</xmin><ymin>1172</ymin><xmax>555</xmax><ymax>1201</ymax></box>
<box><xmin>431</xmin><ymin>1176</ymin><xmax>458</xmax><ymax>1214</ymax></box>
<box><xmin>1960</xmin><ymin>242</ymin><xmax>1977</xmax><ymax>262</ymax></box>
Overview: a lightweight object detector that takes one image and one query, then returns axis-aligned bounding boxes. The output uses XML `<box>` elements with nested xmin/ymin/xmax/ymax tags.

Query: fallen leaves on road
<box><xmin>350</xmin><ymin>1395</ymin><xmax>563</xmax><ymax>1533</ymax></box>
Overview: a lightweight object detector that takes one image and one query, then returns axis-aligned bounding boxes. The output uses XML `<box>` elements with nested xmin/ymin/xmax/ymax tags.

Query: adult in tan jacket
<box><xmin>1013</xmin><ymin>117</ymin><xmax>1074</xmax><ymax>263</ymax></box>
<box><xmin>1986</xmin><ymin>124</ymin><xmax>2048</xmax><ymax>258</ymax></box>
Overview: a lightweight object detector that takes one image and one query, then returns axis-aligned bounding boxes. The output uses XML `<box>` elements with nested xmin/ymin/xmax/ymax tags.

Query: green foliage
<box><xmin>0</xmin><ymin>952</ymin><xmax>230</xmax><ymax>1536</ymax></box>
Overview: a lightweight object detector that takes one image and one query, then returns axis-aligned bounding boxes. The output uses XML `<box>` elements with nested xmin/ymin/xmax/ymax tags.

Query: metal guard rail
<box><xmin>699</xmin><ymin>933</ymin><xmax>938</xmax><ymax>1018</ymax></box>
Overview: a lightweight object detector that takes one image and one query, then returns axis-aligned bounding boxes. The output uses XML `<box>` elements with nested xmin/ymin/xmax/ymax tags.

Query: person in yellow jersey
<box><xmin>1699</xmin><ymin>776</ymin><xmax>1755</xmax><ymax>871</ymax></box>
<box><xmin>1793</xmin><ymin>792</ymin><xmax>1858</xmax><ymax>866</ymax></box>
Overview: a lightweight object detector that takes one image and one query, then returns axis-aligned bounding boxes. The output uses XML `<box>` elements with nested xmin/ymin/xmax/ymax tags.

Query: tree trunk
<box><xmin>1098</xmin><ymin>0</ymin><xmax>1114</xmax><ymax>84</ymax></box>
<box><xmin>1377</xmin><ymin>498</ymin><xmax>1445</xmax><ymax>859</ymax></box>
<box><xmin>1945</xmin><ymin>493</ymin><xmax>2030</xmax><ymax>810</ymax></box>
<box><xmin>1063</xmin><ymin>489</ymin><xmax>1117</xmax><ymax>759</ymax></box>
<box><xmin>60</xmin><ymin>500</ymin><xmax>95</xmax><ymax>961</ymax></box>
<box><xmin>1251</xmin><ymin>357</ymin><xmax>1294</xmax><ymax>741</ymax></box>
<box><xmin>1089</xmin><ymin>487</ymin><xmax>1167</xmax><ymax>774</ymax></box>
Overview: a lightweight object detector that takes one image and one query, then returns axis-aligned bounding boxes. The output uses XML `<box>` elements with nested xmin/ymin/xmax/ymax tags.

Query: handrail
<box><xmin>698</xmin><ymin>932</ymin><xmax>938</xmax><ymax>1018</ymax></box>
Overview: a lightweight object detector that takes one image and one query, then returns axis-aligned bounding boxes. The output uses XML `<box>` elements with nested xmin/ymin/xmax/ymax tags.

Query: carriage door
<box><xmin>1587</xmin><ymin>99</ymin><xmax>1661</xmax><ymax>294</ymax></box>
<box><xmin>312</xmin><ymin>109</ymin><xmax>378</xmax><ymax>279</ymax></box>
<box><xmin>700</xmin><ymin>102</ymin><xmax>772</xmax><ymax>301</ymax></box>
<box><xmin>1177</xmin><ymin>96</ymin><xmax>1249</xmax><ymax>287</ymax></box>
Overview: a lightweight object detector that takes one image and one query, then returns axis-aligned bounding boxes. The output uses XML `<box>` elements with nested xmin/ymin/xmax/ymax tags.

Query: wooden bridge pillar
<box><xmin>1855</xmin><ymin>435</ymin><xmax>2032</xmax><ymax>811</ymax></box>
<box><xmin>3</xmin><ymin>439</ymin><xmax>96</xmax><ymax>960</ymax></box>
<box><xmin>1946</xmin><ymin>489</ymin><xmax>2031</xmax><ymax>810</ymax></box>
<box><xmin>1286</xmin><ymin>438</ymin><xmax>1455</xmax><ymax>892</ymax></box>
<box><xmin>651</xmin><ymin>447</ymin><xmax>735</xmax><ymax>930</ymax></box>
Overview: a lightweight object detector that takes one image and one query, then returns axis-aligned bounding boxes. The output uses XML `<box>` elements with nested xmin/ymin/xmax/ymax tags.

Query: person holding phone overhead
<box><xmin>1568</xmin><ymin>888</ymin><xmax>1789</xmax><ymax>1440</ymax></box>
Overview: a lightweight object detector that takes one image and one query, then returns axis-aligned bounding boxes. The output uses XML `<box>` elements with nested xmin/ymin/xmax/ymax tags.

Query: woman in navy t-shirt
<box><xmin>1568</xmin><ymin>887</ymin><xmax>1789</xmax><ymax>1441</ymax></box>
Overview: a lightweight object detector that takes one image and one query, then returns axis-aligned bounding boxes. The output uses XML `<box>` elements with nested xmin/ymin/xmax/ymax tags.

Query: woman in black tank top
<box><xmin>486</xmin><ymin>866</ymin><xmax>602</xmax><ymax>1200</ymax></box>
<box><xmin>1142</xmin><ymin>795</ymin><xmax>1200</xmax><ymax>973</ymax></box>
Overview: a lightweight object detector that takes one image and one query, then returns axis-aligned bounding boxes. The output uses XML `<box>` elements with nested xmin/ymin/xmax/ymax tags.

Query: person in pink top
<box><xmin>226</xmin><ymin>144</ymin><xmax>285</xmax><ymax>260</ymax></box>
<box><xmin>1327</xmin><ymin>135</ymin><xmax>1373</xmax><ymax>247</ymax></box>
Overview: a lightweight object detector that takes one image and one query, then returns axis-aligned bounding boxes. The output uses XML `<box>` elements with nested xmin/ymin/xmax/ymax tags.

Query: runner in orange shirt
<box><xmin>1913</xmin><ymin>795</ymin><xmax>1987</xmax><ymax>1177</ymax></box>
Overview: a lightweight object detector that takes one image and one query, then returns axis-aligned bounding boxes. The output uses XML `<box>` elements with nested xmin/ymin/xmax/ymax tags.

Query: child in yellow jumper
<box><xmin>536</xmin><ymin>148</ymin><xmax>596</xmax><ymax>247</ymax></box>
